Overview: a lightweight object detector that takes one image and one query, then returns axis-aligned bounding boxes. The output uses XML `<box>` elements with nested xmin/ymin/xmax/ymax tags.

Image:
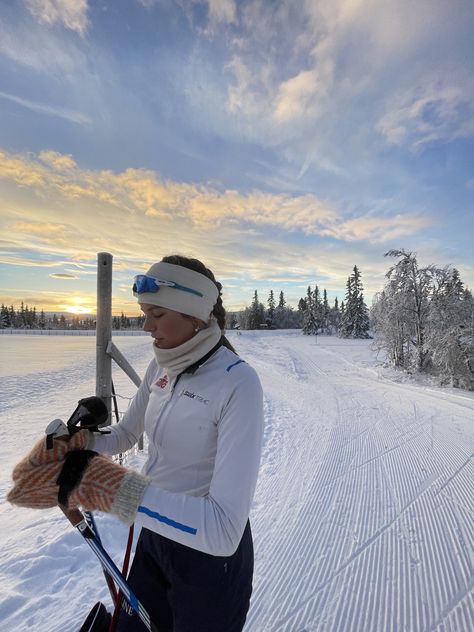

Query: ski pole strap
<box><xmin>56</xmin><ymin>450</ymin><xmax>98</xmax><ymax>506</ymax></box>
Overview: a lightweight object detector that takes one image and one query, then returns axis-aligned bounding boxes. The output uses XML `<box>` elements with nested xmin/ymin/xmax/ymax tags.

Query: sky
<box><xmin>0</xmin><ymin>0</ymin><xmax>473</xmax><ymax>316</ymax></box>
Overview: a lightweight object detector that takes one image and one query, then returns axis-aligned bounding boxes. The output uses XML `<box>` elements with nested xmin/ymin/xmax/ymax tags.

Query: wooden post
<box><xmin>96</xmin><ymin>252</ymin><xmax>112</xmax><ymax>425</ymax></box>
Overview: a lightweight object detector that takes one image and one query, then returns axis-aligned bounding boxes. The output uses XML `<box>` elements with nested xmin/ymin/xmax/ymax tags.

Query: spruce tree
<box><xmin>312</xmin><ymin>285</ymin><xmax>322</xmax><ymax>333</ymax></box>
<box><xmin>267</xmin><ymin>290</ymin><xmax>276</xmax><ymax>324</ymax></box>
<box><xmin>1</xmin><ymin>304</ymin><xmax>10</xmax><ymax>328</ymax></box>
<box><xmin>322</xmin><ymin>289</ymin><xmax>330</xmax><ymax>334</ymax></box>
<box><xmin>339</xmin><ymin>276</ymin><xmax>353</xmax><ymax>337</ymax></box>
<box><xmin>351</xmin><ymin>266</ymin><xmax>370</xmax><ymax>338</ymax></box>
<box><xmin>9</xmin><ymin>305</ymin><xmax>16</xmax><ymax>327</ymax></box>
<box><xmin>302</xmin><ymin>286</ymin><xmax>318</xmax><ymax>335</ymax></box>
<box><xmin>249</xmin><ymin>290</ymin><xmax>264</xmax><ymax>329</ymax></box>
<box><xmin>330</xmin><ymin>297</ymin><xmax>341</xmax><ymax>334</ymax></box>
<box><xmin>339</xmin><ymin>266</ymin><xmax>370</xmax><ymax>338</ymax></box>
<box><xmin>274</xmin><ymin>291</ymin><xmax>286</xmax><ymax>328</ymax></box>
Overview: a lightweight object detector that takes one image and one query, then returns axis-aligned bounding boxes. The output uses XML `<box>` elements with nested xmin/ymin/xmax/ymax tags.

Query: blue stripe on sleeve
<box><xmin>226</xmin><ymin>359</ymin><xmax>245</xmax><ymax>372</ymax></box>
<box><xmin>137</xmin><ymin>506</ymin><xmax>197</xmax><ymax>535</ymax></box>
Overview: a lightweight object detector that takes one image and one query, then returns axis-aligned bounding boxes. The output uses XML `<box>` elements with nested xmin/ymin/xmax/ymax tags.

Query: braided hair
<box><xmin>161</xmin><ymin>255</ymin><xmax>237</xmax><ymax>354</ymax></box>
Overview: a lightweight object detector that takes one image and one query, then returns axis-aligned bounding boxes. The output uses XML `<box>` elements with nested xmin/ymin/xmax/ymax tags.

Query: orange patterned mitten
<box><xmin>7</xmin><ymin>461</ymin><xmax>63</xmax><ymax>509</ymax></box>
<box><xmin>8</xmin><ymin>449</ymin><xmax>149</xmax><ymax>526</ymax></box>
<box><xmin>67</xmin><ymin>452</ymin><xmax>150</xmax><ymax>524</ymax></box>
<box><xmin>11</xmin><ymin>430</ymin><xmax>91</xmax><ymax>481</ymax></box>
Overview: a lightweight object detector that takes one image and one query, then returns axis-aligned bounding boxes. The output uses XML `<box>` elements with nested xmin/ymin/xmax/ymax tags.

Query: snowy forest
<box><xmin>0</xmin><ymin>305</ymin><xmax>144</xmax><ymax>331</ymax></box>
<box><xmin>236</xmin><ymin>251</ymin><xmax>473</xmax><ymax>390</ymax></box>
<box><xmin>2</xmin><ymin>250</ymin><xmax>473</xmax><ymax>390</ymax></box>
<box><xmin>235</xmin><ymin>263</ymin><xmax>370</xmax><ymax>340</ymax></box>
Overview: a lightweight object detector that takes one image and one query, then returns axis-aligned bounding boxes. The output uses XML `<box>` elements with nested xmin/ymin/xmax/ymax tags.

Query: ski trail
<box><xmin>241</xmin><ymin>334</ymin><xmax>474</xmax><ymax>632</ymax></box>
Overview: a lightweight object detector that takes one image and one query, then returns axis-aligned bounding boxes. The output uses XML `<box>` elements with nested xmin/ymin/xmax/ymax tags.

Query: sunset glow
<box><xmin>65</xmin><ymin>306</ymin><xmax>93</xmax><ymax>315</ymax></box>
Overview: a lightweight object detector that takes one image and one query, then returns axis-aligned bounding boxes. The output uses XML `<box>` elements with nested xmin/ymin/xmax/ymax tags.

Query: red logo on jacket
<box><xmin>155</xmin><ymin>375</ymin><xmax>169</xmax><ymax>389</ymax></box>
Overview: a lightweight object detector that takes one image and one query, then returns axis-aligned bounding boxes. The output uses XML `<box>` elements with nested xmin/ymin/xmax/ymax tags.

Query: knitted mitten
<box><xmin>8</xmin><ymin>449</ymin><xmax>149</xmax><ymax>526</ymax></box>
<box><xmin>11</xmin><ymin>430</ymin><xmax>91</xmax><ymax>480</ymax></box>
<box><xmin>7</xmin><ymin>461</ymin><xmax>64</xmax><ymax>509</ymax></box>
<box><xmin>64</xmin><ymin>451</ymin><xmax>150</xmax><ymax>524</ymax></box>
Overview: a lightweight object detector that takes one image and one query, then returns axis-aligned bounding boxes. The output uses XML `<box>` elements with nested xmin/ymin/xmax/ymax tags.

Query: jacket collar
<box><xmin>181</xmin><ymin>339</ymin><xmax>223</xmax><ymax>375</ymax></box>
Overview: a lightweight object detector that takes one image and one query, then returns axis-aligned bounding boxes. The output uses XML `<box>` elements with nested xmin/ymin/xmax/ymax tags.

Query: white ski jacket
<box><xmin>93</xmin><ymin>345</ymin><xmax>264</xmax><ymax>556</ymax></box>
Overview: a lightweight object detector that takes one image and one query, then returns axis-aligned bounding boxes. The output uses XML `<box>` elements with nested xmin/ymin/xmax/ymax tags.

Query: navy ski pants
<box><xmin>115</xmin><ymin>522</ymin><xmax>254</xmax><ymax>632</ymax></box>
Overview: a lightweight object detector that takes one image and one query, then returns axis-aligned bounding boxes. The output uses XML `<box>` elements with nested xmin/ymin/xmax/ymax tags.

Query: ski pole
<box><xmin>61</xmin><ymin>506</ymin><xmax>158</xmax><ymax>632</ymax></box>
<box><xmin>109</xmin><ymin>523</ymin><xmax>135</xmax><ymax>632</ymax></box>
<box><xmin>83</xmin><ymin>510</ymin><xmax>118</xmax><ymax>605</ymax></box>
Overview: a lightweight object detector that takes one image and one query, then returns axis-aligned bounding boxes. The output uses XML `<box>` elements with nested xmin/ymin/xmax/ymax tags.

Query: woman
<box><xmin>8</xmin><ymin>255</ymin><xmax>264</xmax><ymax>632</ymax></box>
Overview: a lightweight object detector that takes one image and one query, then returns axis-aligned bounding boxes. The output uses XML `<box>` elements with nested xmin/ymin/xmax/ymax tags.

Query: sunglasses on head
<box><xmin>132</xmin><ymin>275</ymin><xmax>203</xmax><ymax>297</ymax></box>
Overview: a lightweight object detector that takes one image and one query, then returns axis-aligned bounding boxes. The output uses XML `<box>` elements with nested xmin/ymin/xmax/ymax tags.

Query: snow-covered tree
<box><xmin>339</xmin><ymin>266</ymin><xmax>370</xmax><ymax>338</ymax></box>
<box><xmin>1</xmin><ymin>304</ymin><xmax>10</xmax><ymax>328</ymax></box>
<box><xmin>321</xmin><ymin>289</ymin><xmax>331</xmax><ymax>334</ymax></box>
<box><xmin>226</xmin><ymin>312</ymin><xmax>238</xmax><ymax>330</ymax></box>
<box><xmin>247</xmin><ymin>291</ymin><xmax>265</xmax><ymax>329</ymax></box>
<box><xmin>267</xmin><ymin>290</ymin><xmax>276</xmax><ymax>324</ymax></box>
<box><xmin>425</xmin><ymin>268</ymin><xmax>474</xmax><ymax>389</ymax></box>
<box><xmin>380</xmin><ymin>251</ymin><xmax>434</xmax><ymax>369</ymax></box>
<box><xmin>313</xmin><ymin>285</ymin><xmax>323</xmax><ymax>332</ymax></box>
<box><xmin>274</xmin><ymin>291</ymin><xmax>287</xmax><ymax>328</ymax></box>
<box><xmin>302</xmin><ymin>285</ymin><xmax>318</xmax><ymax>335</ymax></box>
<box><xmin>371</xmin><ymin>287</ymin><xmax>409</xmax><ymax>366</ymax></box>
<box><xmin>329</xmin><ymin>297</ymin><xmax>341</xmax><ymax>334</ymax></box>
<box><xmin>372</xmin><ymin>251</ymin><xmax>473</xmax><ymax>390</ymax></box>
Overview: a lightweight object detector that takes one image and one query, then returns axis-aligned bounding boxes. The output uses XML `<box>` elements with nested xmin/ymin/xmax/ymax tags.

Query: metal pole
<box><xmin>96</xmin><ymin>252</ymin><xmax>112</xmax><ymax>425</ymax></box>
<box><xmin>106</xmin><ymin>341</ymin><xmax>141</xmax><ymax>388</ymax></box>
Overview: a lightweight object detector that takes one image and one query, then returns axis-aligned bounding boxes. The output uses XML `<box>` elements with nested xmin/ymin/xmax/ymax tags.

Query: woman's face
<box><xmin>141</xmin><ymin>303</ymin><xmax>196</xmax><ymax>349</ymax></box>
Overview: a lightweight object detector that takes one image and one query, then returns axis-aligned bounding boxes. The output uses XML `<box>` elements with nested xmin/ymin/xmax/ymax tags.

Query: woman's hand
<box><xmin>11</xmin><ymin>429</ymin><xmax>91</xmax><ymax>479</ymax></box>
<box><xmin>8</xmin><ymin>441</ymin><xmax>149</xmax><ymax>525</ymax></box>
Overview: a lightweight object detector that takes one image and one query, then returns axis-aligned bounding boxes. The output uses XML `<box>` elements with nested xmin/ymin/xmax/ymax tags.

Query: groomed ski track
<box><xmin>239</xmin><ymin>332</ymin><xmax>473</xmax><ymax>632</ymax></box>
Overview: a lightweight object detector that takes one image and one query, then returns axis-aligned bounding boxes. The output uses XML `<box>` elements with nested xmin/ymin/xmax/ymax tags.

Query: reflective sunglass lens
<box><xmin>133</xmin><ymin>276</ymin><xmax>159</xmax><ymax>294</ymax></box>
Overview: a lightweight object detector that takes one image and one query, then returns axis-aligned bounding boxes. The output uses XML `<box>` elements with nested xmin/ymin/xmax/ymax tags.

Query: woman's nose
<box><xmin>143</xmin><ymin>316</ymin><xmax>154</xmax><ymax>332</ymax></box>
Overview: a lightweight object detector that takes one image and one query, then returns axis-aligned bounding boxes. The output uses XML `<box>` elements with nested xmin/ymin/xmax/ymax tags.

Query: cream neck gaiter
<box><xmin>153</xmin><ymin>319</ymin><xmax>222</xmax><ymax>379</ymax></box>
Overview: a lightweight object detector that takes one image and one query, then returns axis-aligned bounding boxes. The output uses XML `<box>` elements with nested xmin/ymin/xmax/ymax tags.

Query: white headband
<box><xmin>134</xmin><ymin>261</ymin><xmax>219</xmax><ymax>322</ymax></box>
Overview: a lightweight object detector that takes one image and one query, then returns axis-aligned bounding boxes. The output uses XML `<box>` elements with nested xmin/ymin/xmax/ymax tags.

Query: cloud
<box><xmin>273</xmin><ymin>70</ymin><xmax>321</xmax><ymax>123</ymax></box>
<box><xmin>376</xmin><ymin>72</ymin><xmax>474</xmax><ymax>149</ymax></box>
<box><xmin>172</xmin><ymin>0</ymin><xmax>473</xmax><ymax>184</ymax></box>
<box><xmin>0</xmin><ymin>149</ymin><xmax>432</xmax><ymax>244</ymax></box>
<box><xmin>39</xmin><ymin>151</ymin><xmax>77</xmax><ymax>170</ymax></box>
<box><xmin>49</xmin><ymin>273</ymin><xmax>79</xmax><ymax>279</ymax></box>
<box><xmin>137</xmin><ymin>0</ymin><xmax>158</xmax><ymax>8</ymax></box>
<box><xmin>11</xmin><ymin>221</ymin><xmax>68</xmax><ymax>236</ymax></box>
<box><xmin>0</xmin><ymin>91</ymin><xmax>91</xmax><ymax>125</ymax></box>
<box><xmin>25</xmin><ymin>0</ymin><xmax>90</xmax><ymax>37</ymax></box>
<box><xmin>207</xmin><ymin>0</ymin><xmax>237</xmax><ymax>26</ymax></box>
<box><xmin>320</xmin><ymin>214</ymin><xmax>434</xmax><ymax>243</ymax></box>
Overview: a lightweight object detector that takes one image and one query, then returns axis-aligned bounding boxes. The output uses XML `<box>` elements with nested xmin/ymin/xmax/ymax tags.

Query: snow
<box><xmin>0</xmin><ymin>331</ymin><xmax>473</xmax><ymax>631</ymax></box>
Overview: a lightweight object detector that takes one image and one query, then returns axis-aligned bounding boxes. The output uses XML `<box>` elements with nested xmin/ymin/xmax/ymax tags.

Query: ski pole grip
<box><xmin>60</xmin><ymin>506</ymin><xmax>96</xmax><ymax>539</ymax></box>
<box><xmin>45</xmin><ymin>419</ymin><xmax>70</xmax><ymax>449</ymax></box>
<box><xmin>60</xmin><ymin>505</ymin><xmax>84</xmax><ymax>528</ymax></box>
